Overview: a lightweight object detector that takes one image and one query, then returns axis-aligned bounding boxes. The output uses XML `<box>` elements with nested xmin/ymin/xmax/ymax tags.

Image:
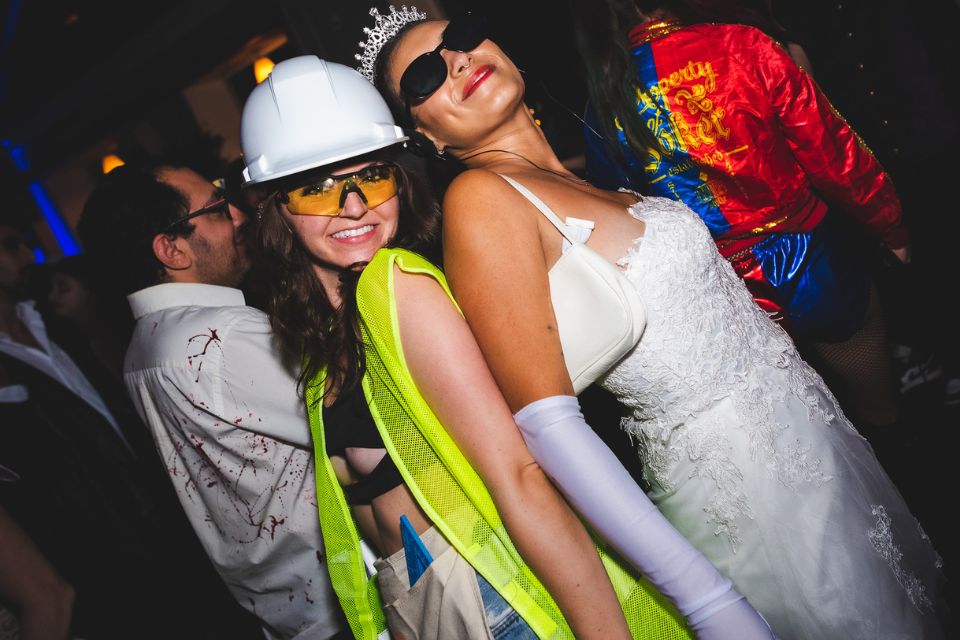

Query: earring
<box><xmin>405</xmin><ymin>130</ymin><xmax>446</xmax><ymax>160</ymax></box>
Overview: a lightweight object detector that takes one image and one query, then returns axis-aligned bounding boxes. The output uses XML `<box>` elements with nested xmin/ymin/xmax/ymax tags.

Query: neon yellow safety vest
<box><xmin>307</xmin><ymin>248</ymin><xmax>692</xmax><ymax>640</ymax></box>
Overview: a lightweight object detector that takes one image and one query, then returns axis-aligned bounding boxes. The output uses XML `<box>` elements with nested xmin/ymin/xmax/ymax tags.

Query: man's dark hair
<box><xmin>77</xmin><ymin>161</ymin><xmax>192</xmax><ymax>296</ymax></box>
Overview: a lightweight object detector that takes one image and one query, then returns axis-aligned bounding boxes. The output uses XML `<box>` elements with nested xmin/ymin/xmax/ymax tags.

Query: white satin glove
<box><xmin>514</xmin><ymin>395</ymin><xmax>774</xmax><ymax>640</ymax></box>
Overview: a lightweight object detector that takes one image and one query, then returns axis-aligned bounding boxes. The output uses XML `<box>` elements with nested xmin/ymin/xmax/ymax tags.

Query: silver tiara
<box><xmin>355</xmin><ymin>5</ymin><xmax>427</xmax><ymax>83</ymax></box>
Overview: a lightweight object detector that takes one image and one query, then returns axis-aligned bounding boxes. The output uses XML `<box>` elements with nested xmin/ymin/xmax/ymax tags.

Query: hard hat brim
<box><xmin>243</xmin><ymin>135</ymin><xmax>409</xmax><ymax>186</ymax></box>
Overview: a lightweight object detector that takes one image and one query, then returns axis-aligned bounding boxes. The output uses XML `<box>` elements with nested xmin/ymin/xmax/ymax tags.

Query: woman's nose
<box><xmin>444</xmin><ymin>49</ymin><xmax>472</xmax><ymax>78</ymax></box>
<box><xmin>340</xmin><ymin>191</ymin><xmax>369</xmax><ymax>218</ymax></box>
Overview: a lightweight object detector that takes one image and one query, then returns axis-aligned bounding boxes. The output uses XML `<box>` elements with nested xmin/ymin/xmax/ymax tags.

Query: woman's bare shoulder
<box><xmin>443</xmin><ymin>168</ymin><xmax>541</xmax><ymax>236</ymax></box>
<box><xmin>440</xmin><ymin>169</ymin><xmax>548</xmax><ymax>294</ymax></box>
<box><xmin>446</xmin><ymin>166</ymin><xmax>508</xmax><ymax>196</ymax></box>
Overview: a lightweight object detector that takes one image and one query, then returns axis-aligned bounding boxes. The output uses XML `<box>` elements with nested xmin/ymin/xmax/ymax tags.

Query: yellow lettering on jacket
<box><xmin>635</xmin><ymin>60</ymin><xmax>731</xmax><ymax>173</ymax></box>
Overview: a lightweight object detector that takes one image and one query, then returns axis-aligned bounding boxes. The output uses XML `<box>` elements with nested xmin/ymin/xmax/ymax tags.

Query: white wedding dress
<box><xmin>588</xmin><ymin>195</ymin><xmax>946</xmax><ymax>639</ymax></box>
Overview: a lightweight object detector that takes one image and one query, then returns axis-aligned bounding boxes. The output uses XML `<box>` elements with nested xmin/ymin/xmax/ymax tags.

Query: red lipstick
<box><xmin>463</xmin><ymin>65</ymin><xmax>495</xmax><ymax>100</ymax></box>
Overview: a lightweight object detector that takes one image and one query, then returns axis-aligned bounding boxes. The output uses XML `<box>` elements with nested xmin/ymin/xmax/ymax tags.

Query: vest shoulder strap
<box><xmin>305</xmin><ymin>371</ymin><xmax>386</xmax><ymax>640</ymax></box>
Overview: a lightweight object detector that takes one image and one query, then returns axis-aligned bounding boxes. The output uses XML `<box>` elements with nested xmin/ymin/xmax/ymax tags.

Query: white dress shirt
<box><xmin>124</xmin><ymin>283</ymin><xmax>342</xmax><ymax>640</ymax></box>
<box><xmin>0</xmin><ymin>301</ymin><xmax>131</xmax><ymax>452</ymax></box>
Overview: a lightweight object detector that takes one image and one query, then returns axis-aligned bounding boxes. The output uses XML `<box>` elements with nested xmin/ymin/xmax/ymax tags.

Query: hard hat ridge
<box><xmin>240</xmin><ymin>56</ymin><xmax>409</xmax><ymax>185</ymax></box>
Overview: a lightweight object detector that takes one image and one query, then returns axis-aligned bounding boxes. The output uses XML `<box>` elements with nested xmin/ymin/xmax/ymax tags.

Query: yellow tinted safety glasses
<box><xmin>280</xmin><ymin>164</ymin><xmax>399</xmax><ymax>216</ymax></box>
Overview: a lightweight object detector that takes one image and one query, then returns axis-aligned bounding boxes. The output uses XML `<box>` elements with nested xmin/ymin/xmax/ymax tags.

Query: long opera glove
<box><xmin>514</xmin><ymin>395</ymin><xmax>775</xmax><ymax>640</ymax></box>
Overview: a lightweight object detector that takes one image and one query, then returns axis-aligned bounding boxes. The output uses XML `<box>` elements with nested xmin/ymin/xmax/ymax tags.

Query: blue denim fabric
<box><xmin>475</xmin><ymin>573</ymin><xmax>538</xmax><ymax>640</ymax></box>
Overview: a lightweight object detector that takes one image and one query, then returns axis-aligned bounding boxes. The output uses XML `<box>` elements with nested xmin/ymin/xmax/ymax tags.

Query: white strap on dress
<box><xmin>492</xmin><ymin>172</ymin><xmax>647</xmax><ymax>396</ymax></box>
<box><xmin>496</xmin><ymin>174</ymin><xmax>594</xmax><ymax>251</ymax></box>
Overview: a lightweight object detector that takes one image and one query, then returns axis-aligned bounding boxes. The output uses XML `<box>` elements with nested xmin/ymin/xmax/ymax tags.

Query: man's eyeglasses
<box><xmin>400</xmin><ymin>15</ymin><xmax>488</xmax><ymax>102</ymax></box>
<box><xmin>161</xmin><ymin>189</ymin><xmax>232</xmax><ymax>234</ymax></box>
<box><xmin>277</xmin><ymin>164</ymin><xmax>399</xmax><ymax>217</ymax></box>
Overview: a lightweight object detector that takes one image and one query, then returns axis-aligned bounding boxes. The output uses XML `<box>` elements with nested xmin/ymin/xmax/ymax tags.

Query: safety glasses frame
<box><xmin>276</xmin><ymin>164</ymin><xmax>400</xmax><ymax>217</ymax></box>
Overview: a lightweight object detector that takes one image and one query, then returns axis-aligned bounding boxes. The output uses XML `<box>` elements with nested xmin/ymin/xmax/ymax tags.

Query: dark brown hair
<box><xmin>77</xmin><ymin>161</ymin><xmax>193</xmax><ymax>296</ymax></box>
<box><xmin>255</xmin><ymin>149</ymin><xmax>442</xmax><ymax>403</ymax></box>
<box><xmin>373</xmin><ymin>21</ymin><xmax>424</xmax><ymax>129</ymax></box>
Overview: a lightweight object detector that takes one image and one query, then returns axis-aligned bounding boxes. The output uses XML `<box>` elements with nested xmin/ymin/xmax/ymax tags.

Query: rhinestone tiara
<box><xmin>355</xmin><ymin>5</ymin><xmax>427</xmax><ymax>82</ymax></box>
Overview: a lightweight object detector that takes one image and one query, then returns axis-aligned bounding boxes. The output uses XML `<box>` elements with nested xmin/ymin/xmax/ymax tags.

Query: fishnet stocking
<box><xmin>806</xmin><ymin>285</ymin><xmax>899</xmax><ymax>426</ymax></box>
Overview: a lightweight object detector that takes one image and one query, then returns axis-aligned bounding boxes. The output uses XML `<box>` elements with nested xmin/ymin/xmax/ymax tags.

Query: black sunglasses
<box><xmin>161</xmin><ymin>188</ymin><xmax>231</xmax><ymax>234</ymax></box>
<box><xmin>399</xmin><ymin>15</ymin><xmax>488</xmax><ymax>102</ymax></box>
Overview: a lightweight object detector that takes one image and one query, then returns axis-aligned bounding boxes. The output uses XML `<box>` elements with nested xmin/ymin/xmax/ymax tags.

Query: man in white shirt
<box><xmin>78</xmin><ymin>163</ymin><xmax>345</xmax><ymax>640</ymax></box>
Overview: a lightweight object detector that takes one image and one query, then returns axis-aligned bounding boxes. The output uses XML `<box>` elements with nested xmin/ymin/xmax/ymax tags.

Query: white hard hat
<box><xmin>240</xmin><ymin>56</ymin><xmax>408</xmax><ymax>184</ymax></box>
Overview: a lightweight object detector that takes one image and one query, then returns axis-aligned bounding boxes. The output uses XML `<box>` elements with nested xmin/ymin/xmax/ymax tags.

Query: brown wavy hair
<box><xmin>255</xmin><ymin>148</ymin><xmax>442</xmax><ymax>404</ymax></box>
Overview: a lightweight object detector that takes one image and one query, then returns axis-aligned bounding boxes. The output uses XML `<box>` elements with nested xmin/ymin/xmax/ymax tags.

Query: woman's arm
<box><xmin>513</xmin><ymin>397</ymin><xmax>774</xmax><ymax>640</ymax></box>
<box><xmin>442</xmin><ymin>170</ymin><xmax>574</xmax><ymax>411</ymax></box>
<box><xmin>744</xmin><ymin>27</ymin><xmax>908</xmax><ymax>255</ymax></box>
<box><xmin>393</xmin><ymin>267</ymin><xmax>632</xmax><ymax>640</ymax></box>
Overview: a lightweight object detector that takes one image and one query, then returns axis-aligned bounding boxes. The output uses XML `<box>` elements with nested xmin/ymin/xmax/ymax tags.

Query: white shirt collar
<box><xmin>0</xmin><ymin>300</ymin><xmax>128</xmax><ymax>447</ymax></box>
<box><xmin>2</xmin><ymin>300</ymin><xmax>52</xmax><ymax>355</ymax></box>
<box><xmin>128</xmin><ymin>283</ymin><xmax>246</xmax><ymax>319</ymax></box>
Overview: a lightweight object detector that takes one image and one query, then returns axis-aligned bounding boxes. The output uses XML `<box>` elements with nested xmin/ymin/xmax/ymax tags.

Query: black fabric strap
<box><xmin>322</xmin><ymin>386</ymin><xmax>404</xmax><ymax>505</ymax></box>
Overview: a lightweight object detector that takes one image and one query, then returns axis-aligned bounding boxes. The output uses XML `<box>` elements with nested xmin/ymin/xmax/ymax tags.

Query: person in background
<box><xmin>77</xmin><ymin>163</ymin><xmax>346</xmax><ymax>640</ymax></box>
<box><xmin>573</xmin><ymin>0</ymin><xmax>908</xmax><ymax>437</ymax></box>
<box><xmin>771</xmin><ymin>0</ymin><xmax>960</xmax><ymax>403</ymax></box>
<box><xmin>0</xmin><ymin>505</ymin><xmax>74</xmax><ymax>640</ymax></box>
<box><xmin>44</xmin><ymin>254</ymin><xmax>132</xmax><ymax>382</ymax></box>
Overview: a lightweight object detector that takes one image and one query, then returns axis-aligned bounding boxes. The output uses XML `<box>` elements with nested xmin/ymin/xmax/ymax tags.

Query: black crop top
<box><xmin>322</xmin><ymin>386</ymin><xmax>403</xmax><ymax>505</ymax></box>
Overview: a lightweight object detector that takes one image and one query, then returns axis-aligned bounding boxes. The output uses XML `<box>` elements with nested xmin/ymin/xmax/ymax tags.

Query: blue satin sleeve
<box><xmin>583</xmin><ymin>103</ymin><xmax>634</xmax><ymax>191</ymax></box>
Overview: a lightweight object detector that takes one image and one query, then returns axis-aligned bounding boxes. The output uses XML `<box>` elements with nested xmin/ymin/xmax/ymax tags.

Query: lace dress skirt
<box><xmin>597</xmin><ymin>196</ymin><xmax>946</xmax><ymax>639</ymax></box>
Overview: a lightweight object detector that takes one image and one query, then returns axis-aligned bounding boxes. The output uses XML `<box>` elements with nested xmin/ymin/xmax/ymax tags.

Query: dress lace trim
<box><xmin>869</xmin><ymin>505</ymin><xmax>934</xmax><ymax>612</ymax></box>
